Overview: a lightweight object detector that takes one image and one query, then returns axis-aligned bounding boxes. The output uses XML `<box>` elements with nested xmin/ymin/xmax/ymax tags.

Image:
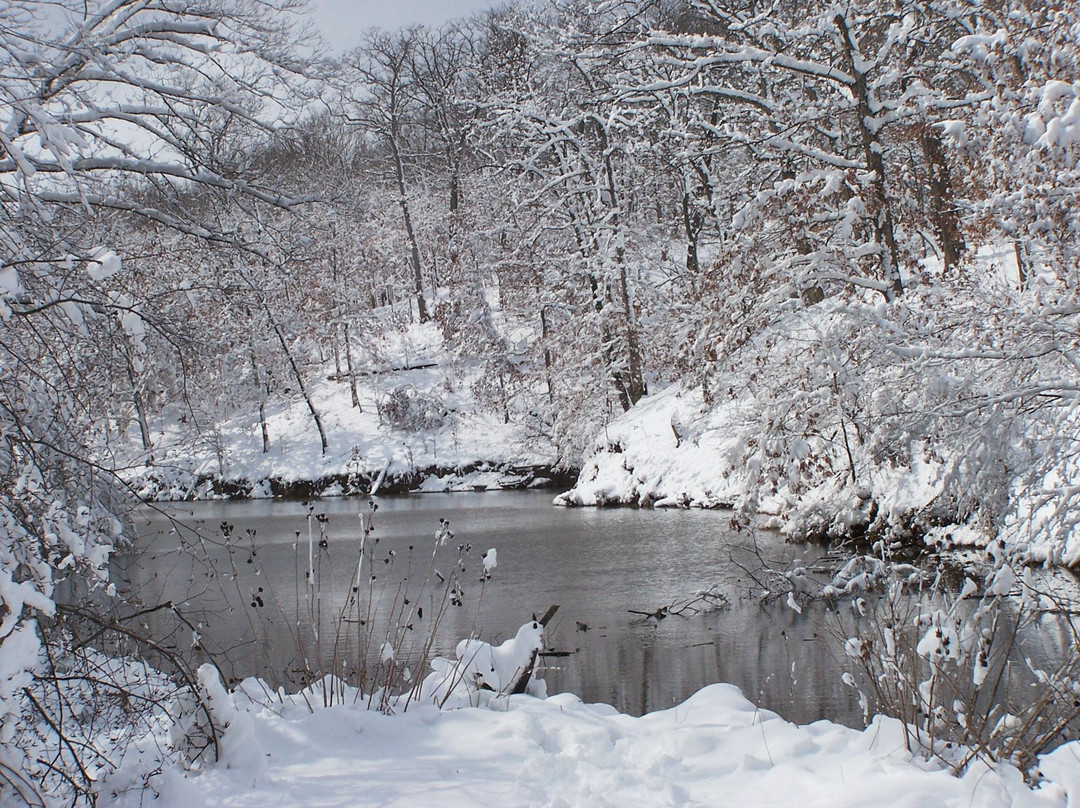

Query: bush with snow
<box><xmin>379</xmin><ymin>385</ymin><xmax>450</xmax><ymax>432</ymax></box>
<box><xmin>834</xmin><ymin>550</ymin><xmax>1080</xmax><ymax>776</ymax></box>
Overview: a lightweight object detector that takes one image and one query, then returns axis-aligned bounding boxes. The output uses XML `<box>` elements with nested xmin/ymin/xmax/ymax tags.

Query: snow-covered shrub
<box><xmin>820</xmin><ymin>555</ymin><xmax>923</xmax><ymax>600</ymax></box>
<box><xmin>733</xmin><ymin>539</ymin><xmax>1079</xmax><ymax>775</ymax></box>
<box><xmin>6</xmin><ymin>610</ymin><xmax>222</xmax><ymax>805</ymax></box>
<box><xmin>834</xmin><ymin>550</ymin><xmax>1080</xmax><ymax>776</ymax></box>
<box><xmin>726</xmin><ymin>284</ymin><xmax>1044</xmax><ymax>546</ymax></box>
<box><xmin>379</xmin><ymin>385</ymin><xmax>450</xmax><ymax>432</ymax></box>
<box><xmin>0</xmin><ymin>420</ymin><xmax>128</xmax><ymax>804</ymax></box>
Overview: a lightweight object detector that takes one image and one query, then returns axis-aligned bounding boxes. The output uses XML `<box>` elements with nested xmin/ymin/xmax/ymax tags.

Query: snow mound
<box><xmin>420</xmin><ymin>619</ymin><xmax>546</xmax><ymax>708</ymax></box>
<box><xmin>554</xmin><ymin>386</ymin><xmax>749</xmax><ymax>509</ymax></box>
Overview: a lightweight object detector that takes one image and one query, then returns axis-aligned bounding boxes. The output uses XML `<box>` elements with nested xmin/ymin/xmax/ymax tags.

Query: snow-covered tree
<box><xmin>342</xmin><ymin>28</ymin><xmax>439</xmax><ymax>324</ymax></box>
<box><xmin>472</xmin><ymin>3</ymin><xmax>652</xmax><ymax>459</ymax></box>
<box><xmin>0</xmin><ymin>0</ymin><xmax>313</xmax><ymax>800</ymax></box>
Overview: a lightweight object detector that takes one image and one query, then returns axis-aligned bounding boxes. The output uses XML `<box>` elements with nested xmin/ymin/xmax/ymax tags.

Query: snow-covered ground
<box><xmin>125</xmin><ymin>321</ymin><xmax>560</xmax><ymax>500</ymax></box>
<box><xmin>554</xmin><ymin>385</ymin><xmax>749</xmax><ymax>510</ymax></box>
<box><xmin>106</xmin><ymin>675</ymin><xmax>1080</xmax><ymax>808</ymax></box>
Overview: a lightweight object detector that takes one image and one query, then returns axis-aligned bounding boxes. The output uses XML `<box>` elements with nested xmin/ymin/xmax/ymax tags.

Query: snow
<box><xmin>938</xmin><ymin>119</ymin><xmax>967</xmax><ymax>146</ymax></box>
<box><xmin>423</xmin><ymin>619</ymin><xmax>544</xmax><ymax>705</ymax></box>
<box><xmin>417</xmin><ymin>469</ymin><xmax>532</xmax><ymax>493</ymax></box>
<box><xmin>87</xmin><ymin>248</ymin><xmax>122</xmax><ymax>281</ymax></box>
<box><xmin>482</xmin><ymin>547</ymin><xmax>497</xmax><ymax>574</ymax></box>
<box><xmin>0</xmin><ymin>623</ymin><xmax>40</xmax><ymax>735</ymax></box>
<box><xmin>554</xmin><ymin>385</ymin><xmax>749</xmax><ymax>510</ymax></box>
<box><xmin>0</xmin><ymin>265</ymin><xmax>20</xmax><ymax>321</ymax></box>
<box><xmin>125</xmin><ymin>320</ymin><xmax>559</xmax><ymax>501</ymax></box>
<box><xmin>102</xmin><ymin>674</ymin><xmax>1080</xmax><ymax>808</ymax></box>
<box><xmin>0</xmin><ymin>265</ymin><xmax>20</xmax><ymax>296</ymax></box>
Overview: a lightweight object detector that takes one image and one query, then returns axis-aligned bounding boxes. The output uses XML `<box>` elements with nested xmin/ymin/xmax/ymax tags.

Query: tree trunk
<box><xmin>919</xmin><ymin>124</ymin><xmax>965</xmax><ymax>273</ymax></box>
<box><xmin>343</xmin><ymin>324</ymin><xmax>362</xmax><ymax>410</ymax></box>
<box><xmin>683</xmin><ymin>190</ymin><xmax>700</xmax><ymax>277</ymax></box>
<box><xmin>600</xmin><ymin>133</ymin><xmax>647</xmax><ymax>408</ymax></box>
<box><xmin>126</xmin><ymin>357</ymin><xmax>152</xmax><ymax>453</ymax></box>
<box><xmin>389</xmin><ymin>127</ymin><xmax>429</xmax><ymax>322</ymax></box>
<box><xmin>448</xmin><ymin>156</ymin><xmax>461</xmax><ymax>214</ymax></box>
<box><xmin>1015</xmin><ymin>240</ymin><xmax>1029</xmax><ymax>290</ymax></box>
<box><xmin>586</xmin><ymin>272</ymin><xmax>636</xmax><ymax>412</ymax></box>
<box><xmin>836</xmin><ymin>14</ymin><xmax>903</xmax><ymax>301</ymax></box>
<box><xmin>250</xmin><ymin>344</ymin><xmax>270</xmax><ymax>453</ymax></box>
<box><xmin>269</xmin><ymin>317</ymin><xmax>328</xmax><ymax>455</ymax></box>
<box><xmin>617</xmin><ymin>265</ymin><xmax>647</xmax><ymax>406</ymax></box>
<box><xmin>539</xmin><ymin>303</ymin><xmax>555</xmax><ymax>404</ymax></box>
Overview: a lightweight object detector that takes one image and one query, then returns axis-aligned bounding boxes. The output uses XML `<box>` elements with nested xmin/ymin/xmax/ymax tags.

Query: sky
<box><xmin>310</xmin><ymin>0</ymin><xmax>502</xmax><ymax>53</ymax></box>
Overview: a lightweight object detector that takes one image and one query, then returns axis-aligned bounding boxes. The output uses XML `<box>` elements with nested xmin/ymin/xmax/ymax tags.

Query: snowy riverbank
<box><xmin>122</xmin><ymin>273</ymin><xmax>1080</xmax><ymax>571</ymax></box>
<box><xmin>557</xmin><ymin>377</ymin><xmax>1080</xmax><ymax>566</ymax></box>
<box><xmin>555</xmin><ymin>381</ymin><xmax>958</xmax><ymax>531</ymax></box>
<box><xmin>105</xmin><ymin>676</ymin><xmax>1080</xmax><ymax>808</ymax></box>
<box><xmin>121</xmin><ymin>321</ymin><xmax>568</xmax><ymax>501</ymax></box>
<box><xmin>556</xmin><ymin>278</ymin><xmax>1080</xmax><ymax>568</ymax></box>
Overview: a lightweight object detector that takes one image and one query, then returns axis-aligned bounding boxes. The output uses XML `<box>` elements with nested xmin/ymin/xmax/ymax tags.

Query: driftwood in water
<box><xmin>628</xmin><ymin>606</ymin><xmax>670</xmax><ymax>620</ymax></box>
<box><xmin>628</xmin><ymin>587</ymin><xmax>729</xmax><ymax>621</ymax></box>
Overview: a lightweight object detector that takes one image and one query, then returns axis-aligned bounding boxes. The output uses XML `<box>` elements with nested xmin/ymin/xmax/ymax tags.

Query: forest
<box><xmin>2</xmin><ymin>0</ymin><xmax>1079</xmax><ymax>805</ymax></box>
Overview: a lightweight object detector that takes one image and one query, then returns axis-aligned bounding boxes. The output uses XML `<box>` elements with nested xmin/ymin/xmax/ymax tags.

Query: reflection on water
<box><xmin>118</xmin><ymin>492</ymin><xmax>859</xmax><ymax>723</ymax></box>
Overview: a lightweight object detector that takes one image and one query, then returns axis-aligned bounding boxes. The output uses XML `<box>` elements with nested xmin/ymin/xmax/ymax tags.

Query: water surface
<box><xmin>119</xmin><ymin>492</ymin><xmax>863</xmax><ymax>722</ymax></box>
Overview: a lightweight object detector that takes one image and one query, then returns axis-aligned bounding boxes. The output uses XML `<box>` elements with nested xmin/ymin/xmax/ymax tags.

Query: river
<box><xmin>121</xmin><ymin>490</ymin><xmax>1073</xmax><ymax>727</ymax></box>
<box><xmin>118</xmin><ymin>491</ymin><xmax>862</xmax><ymax>722</ymax></box>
